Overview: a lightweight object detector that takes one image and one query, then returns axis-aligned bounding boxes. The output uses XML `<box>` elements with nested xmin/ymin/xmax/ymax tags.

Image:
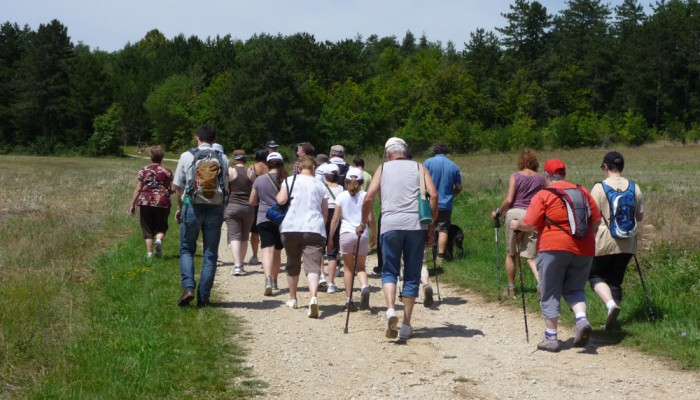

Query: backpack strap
<box><xmin>542</xmin><ymin>186</ymin><xmax>582</xmax><ymax>237</ymax></box>
<box><xmin>323</xmin><ymin>183</ymin><xmax>337</xmax><ymax>200</ymax></box>
<box><xmin>266</xmin><ymin>173</ymin><xmax>280</xmax><ymax>192</ymax></box>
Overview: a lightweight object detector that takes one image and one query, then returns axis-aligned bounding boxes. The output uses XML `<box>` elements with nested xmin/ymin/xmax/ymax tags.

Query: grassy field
<box><xmin>0</xmin><ymin>143</ymin><xmax>698</xmax><ymax>397</ymax></box>
<box><xmin>0</xmin><ymin>156</ymin><xmax>260</xmax><ymax>398</ymax></box>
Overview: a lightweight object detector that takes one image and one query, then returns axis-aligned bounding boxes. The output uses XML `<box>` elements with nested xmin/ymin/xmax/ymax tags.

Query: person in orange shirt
<box><xmin>511</xmin><ymin>159</ymin><xmax>601</xmax><ymax>352</ymax></box>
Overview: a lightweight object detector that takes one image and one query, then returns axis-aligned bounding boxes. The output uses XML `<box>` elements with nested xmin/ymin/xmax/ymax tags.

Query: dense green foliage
<box><xmin>4</xmin><ymin>1</ymin><xmax>700</xmax><ymax>156</ymax></box>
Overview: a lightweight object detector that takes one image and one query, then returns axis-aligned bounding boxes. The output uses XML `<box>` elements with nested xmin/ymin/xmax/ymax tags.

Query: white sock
<box><xmin>147</xmin><ymin>252</ymin><xmax>153</xmax><ymax>257</ymax></box>
<box><xmin>155</xmin><ymin>239</ymin><xmax>162</xmax><ymax>245</ymax></box>
<box><xmin>606</xmin><ymin>300</ymin><xmax>617</xmax><ymax>310</ymax></box>
<box><xmin>575</xmin><ymin>312</ymin><xmax>587</xmax><ymax>320</ymax></box>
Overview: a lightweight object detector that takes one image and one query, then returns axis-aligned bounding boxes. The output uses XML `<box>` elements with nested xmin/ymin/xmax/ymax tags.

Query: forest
<box><xmin>2</xmin><ymin>0</ymin><xmax>700</xmax><ymax>157</ymax></box>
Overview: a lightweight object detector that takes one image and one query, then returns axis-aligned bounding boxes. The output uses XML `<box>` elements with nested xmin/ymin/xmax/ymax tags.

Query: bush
<box><xmin>88</xmin><ymin>104</ymin><xmax>124</xmax><ymax>157</ymax></box>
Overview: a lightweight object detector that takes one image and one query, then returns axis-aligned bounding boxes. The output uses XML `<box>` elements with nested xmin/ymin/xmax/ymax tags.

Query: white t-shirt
<box><xmin>324</xmin><ymin>183</ymin><xmax>344</xmax><ymax>209</ymax></box>
<box><xmin>280</xmin><ymin>174</ymin><xmax>328</xmax><ymax>237</ymax></box>
<box><xmin>334</xmin><ymin>190</ymin><xmax>369</xmax><ymax>238</ymax></box>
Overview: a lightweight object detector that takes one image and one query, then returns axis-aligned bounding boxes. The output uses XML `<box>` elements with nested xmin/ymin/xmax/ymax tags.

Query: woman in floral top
<box><xmin>129</xmin><ymin>146</ymin><xmax>174</xmax><ymax>259</ymax></box>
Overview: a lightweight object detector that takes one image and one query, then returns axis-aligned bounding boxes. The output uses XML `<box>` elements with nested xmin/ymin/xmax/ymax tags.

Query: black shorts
<box><xmin>257</xmin><ymin>221</ymin><xmax>284</xmax><ymax>250</ymax></box>
<box><xmin>139</xmin><ymin>205</ymin><xmax>170</xmax><ymax>239</ymax></box>
<box><xmin>250</xmin><ymin>206</ymin><xmax>259</xmax><ymax>233</ymax></box>
<box><xmin>435</xmin><ymin>210</ymin><xmax>452</xmax><ymax>233</ymax></box>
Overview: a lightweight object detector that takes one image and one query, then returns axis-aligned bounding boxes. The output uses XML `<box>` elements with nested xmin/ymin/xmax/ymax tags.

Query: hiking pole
<box><xmin>514</xmin><ymin>231</ymin><xmax>530</xmax><ymax>343</ymax></box>
<box><xmin>633</xmin><ymin>255</ymin><xmax>655</xmax><ymax>321</ymax></box>
<box><xmin>431</xmin><ymin>229</ymin><xmax>442</xmax><ymax>304</ymax></box>
<box><xmin>494</xmin><ymin>209</ymin><xmax>502</xmax><ymax>301</ymax></box>
<box><xmin>343</xmin><ymin>235</ymin><xmax>362</xmax><ymax>334</ymax></box>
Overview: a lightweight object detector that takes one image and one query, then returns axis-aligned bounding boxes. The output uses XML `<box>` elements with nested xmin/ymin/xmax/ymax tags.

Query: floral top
<box><xmin>137</xmin><ymin>163</ymin><xmax>173</xmax><ymax>208</ymax></box>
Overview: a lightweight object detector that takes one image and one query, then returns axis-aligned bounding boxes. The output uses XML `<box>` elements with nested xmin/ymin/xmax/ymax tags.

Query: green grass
<box><xmin>0</xmin><ymin>155</ymin><xmax>258</xmax><ymax>398</ymax></box>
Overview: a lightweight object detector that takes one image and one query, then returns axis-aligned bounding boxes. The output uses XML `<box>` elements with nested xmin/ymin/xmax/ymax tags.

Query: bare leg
<box><xmin>262</xmin><ymin>246</ymin><xmax>274</xmax><ymax>278</ymax></box>
<box><xmin>327</xmin><ymin>259</ymin><xmax>337</xmax><ymax>286</ymax></box>
<box><xmin>402</xmin><ymin>297</ymin><xmax>416</xmax><ymax>327</ymax></box>
<box><xmin>287</xmin><ymin>275</ymin><xmax>299</xmax><ymax>300</ymax></box>
<box><xmin>438</xmin><ymin>231</ymin><xmax>448</xmax><ymax>255</ymax></box>
<box><xmin>307</xmin><ymin>272</ymin><xmax>319</xmax><ymax>298</ymax></box>
<box><xmin>145</xmin><ymin>238</ymin><xmax>154</xmax><ymax>253</ymax></box>
<box><xmin>593</xmin><ymin>282</ymin><xmax>615</xmax><ymax>304</ymax></box>
<box><xmin>250</xmin><ymin>233</ymin><xmax>260</xmax><ymax>260</ymax></box>
<box><xmin>383</xmin><ymin>282</ymin><xmax>397</xmax><ymax>310</ymax></box>
<box><xmin>527</xmin><ymin>258</ymin><xmax>540</xmax><ymax>284</ymax></box>
<box><xmin>272</xmin><ymin>249</ymin><xmax>282</xmax><ymax>280</ymax></box>
<box><xmin>505</xmin><ymin>253</ymin><xmax>516</xmax><ymax>285</ymax></box>
<box><xmin>230</xmin><ymin>240</ymin><xmax>243</xmax><ymax>266</ymax></box>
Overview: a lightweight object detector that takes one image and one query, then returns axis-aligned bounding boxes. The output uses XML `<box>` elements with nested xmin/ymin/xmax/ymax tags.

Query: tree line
<box><xmin>2</xmin><ymin>0</ymin><xmax>700</xmax><ymax>157</ymax></box>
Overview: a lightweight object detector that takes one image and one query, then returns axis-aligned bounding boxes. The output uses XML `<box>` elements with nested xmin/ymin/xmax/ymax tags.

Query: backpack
<box><xmin>337</xmin><ymin>162</ymin><xmax>349</xmax><ymax>188</ymax></box>
<box><xmin>543</xmin><ymin>185</ymin><xmax>591</xmax><ymax>238</ymax></box>
<box><xmin>186</xmin><ymin>147</ymin><xmax>225</xmax><ymax>205</ymax></box>
<box><xmin>600</xmin><ymin>180</ymin><xmax>637</xmax><ymax>239</ymax></box>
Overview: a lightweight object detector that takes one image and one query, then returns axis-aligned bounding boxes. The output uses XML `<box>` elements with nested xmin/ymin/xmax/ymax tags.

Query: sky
<box><xmin>3</xmin><ymin>0</ymin><xmax>636</xmax><ymax>52</ymax></box>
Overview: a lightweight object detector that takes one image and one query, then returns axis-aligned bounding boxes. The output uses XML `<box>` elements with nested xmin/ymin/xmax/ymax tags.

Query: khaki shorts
<box><xmin>505</xmin><ymin>208</ymin><xmax>537</xmax><ymax>259</ymax></box>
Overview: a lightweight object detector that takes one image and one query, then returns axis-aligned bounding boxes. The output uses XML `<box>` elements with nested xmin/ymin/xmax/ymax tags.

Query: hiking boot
<box><xmin>308</xmin><ymin>297</ymin><xmax>319</xmax><ymax>318</ymax></box>
<box><xmin>573</xmin><ymin>318</ymin><xmax>592</xmax><ymax>347</ymax></box>
<box><xmin>232</xmin><ymin>266</ymin><xmax>243</xmax><ymax>276</ymax></box>
<box><xmin>286</xmin><ymin>298</ymin><xmax>298</xmax><ymax>309</ymax></box>
<box><xmin>359</xmin><ymin>286</ymin><xmax>370</xmax><ymax>310</ymax></box>
<box><xmin>344</xmin><ymin>301</ymin><xmax>358</xmax><ymax>312</ymax></box>
<box><xmin>537</xmin><ymin>337</ymin><xmax>561</xmax><ymax>352</ymax></box>
<box><xmin>386</xmin><ymin>309</ymin><xmax>399</xmax><ymax>339</ymax></box>
<box><xmin>247</xmin><ymin>256</ymin><xmax>260</xmax><ymax>266</ymax></box>
<box><xmin>327</xmin><ymin>283</ymin><xmax>338</xmax><ymax>294</ymax></box>
<box><xmin>423</xmin><ymin>283</ymin><xmax>434</xmax><ymax>308</ymax></box>
<box><xmin>272</xmin><ymin>278</ymin><xmax>279</xmax><ymax>291</ymax></box>
<box><xmin>154</xmin><ymin>240</ymin><xmax>162</xmax><ymax>258</ymax></box>
<box><xmin>604</xmin><ymin>305</ymin><xmax>621</xmax><ymax>331</ymax></box>
<box><xmin>177</xmin><ymin>287</ymin><xmax>195</xmax><ymax>307</ymax></box>
<box><xmin>397</xmin><ymin>324</ymin><xmax>414</xmax><ymax>343</ymax></box>
<box><xmin>264</xmin><ymin>277</ymin><xmax>273</xmax><ymax>296</ymax></box>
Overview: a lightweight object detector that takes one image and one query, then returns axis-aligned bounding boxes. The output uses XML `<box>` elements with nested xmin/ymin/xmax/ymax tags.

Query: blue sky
<box><xmin>3</xmin><ymin>0</ymin><xmax>638</xmax><ymax>52</ymax></box>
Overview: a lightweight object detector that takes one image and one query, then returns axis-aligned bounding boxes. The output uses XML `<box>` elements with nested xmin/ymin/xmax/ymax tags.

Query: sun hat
<box><xmin>544</xmin><ymin>159</ymin><xmax>566</xmax><ymax>175</ymax></box>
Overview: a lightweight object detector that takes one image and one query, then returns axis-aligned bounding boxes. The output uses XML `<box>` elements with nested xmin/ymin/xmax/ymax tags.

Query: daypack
<box><xmin>186</xmin><ymin>147</ymin><xmax>225</xmax><ymax>205</ymax></box>
<box><xmin>600</xmin><ymin>180</ymin><xmax>637</xmax><ymax>239</ymax></box>
<box><xmin>543</xmin><ymin>185</ymin><xmax>591</xmax><ymax>238</ymax></box>
<box><xmin>337</xmin><ymin>162</ymin><xmax>349</xmax><ymax>188</ymax></box>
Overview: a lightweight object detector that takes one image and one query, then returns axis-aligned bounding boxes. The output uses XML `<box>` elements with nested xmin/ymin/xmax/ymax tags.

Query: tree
<box><xmin>88</xmin><ymin>103</ymin><xmax>124</xmax><ymax>156</ymax></box>
<box><xmin>144</xmin><ymin>74</ymin><xmax>195</xmax><ymax>149</ymax></box>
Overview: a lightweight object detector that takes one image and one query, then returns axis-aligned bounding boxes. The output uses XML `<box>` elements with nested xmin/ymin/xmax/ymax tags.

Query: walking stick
<box><xmin>514</xmin><ymin>231</ymin><xmax>530</xmax><ymax>343</ymax></box>
<box><xmin>633</xmin><ymin>255</ymin><xmax>655</xmax><ymax>320</ymax></box>
<box><xmin>431</xmin><ymin>229</ymin><xmax>442</xmax><ymax>304</ymax></box>
<box><xmin>494</xmin><ymin>209</ymin><xmax>502</xmax><ymax>301</ymax></box>
<box><xmin>343</xmin><ymin>235</ymin><xmax>362</xmax><ymax>334</ymax></box>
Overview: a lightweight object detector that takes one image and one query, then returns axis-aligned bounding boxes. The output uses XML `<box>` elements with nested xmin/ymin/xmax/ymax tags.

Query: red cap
<box><xmin>544</xmin><ymin>159</ymin><xmax>566</xmax><ymax>175</ymax></box>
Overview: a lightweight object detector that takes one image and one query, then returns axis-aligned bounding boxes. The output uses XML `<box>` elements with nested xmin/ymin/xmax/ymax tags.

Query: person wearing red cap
<box><xmin>511</xmin><ymin>158</ymin><xmax>601</xmax><ymax>352</ymax></box>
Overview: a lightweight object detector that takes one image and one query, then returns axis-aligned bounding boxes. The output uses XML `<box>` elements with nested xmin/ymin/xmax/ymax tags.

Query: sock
<box><xmin>155</xmin><ymin>239</ymin><xmax>162</xmax><ymax>245</ymax></box>
<box><xmin>508</xmin><ymin>284</ymin><xmax>516</xmax><ymax>289</ymax></box>
<box><xmin>545</xmin><ymin>328</ymin><xmax>557</xmax><ymax>339</ymax></box>
<box><xmin>361</xmin><ymin>285</ymin><xmax>368</xmax><ymax>290</ymax></box>
<box><xmin>606</xmin><ymin>300</ymin><xmax>617</xmax><ymax>310</ymax></box>
<box><xmin>575</xmin><ymin>312</ymin><xmax>587</xmax><ymax>322</ymax></box>
<box><xmin>147</xmin><ymin>252</ymin><xmax>153</xmax><ymax>258</ymax></box>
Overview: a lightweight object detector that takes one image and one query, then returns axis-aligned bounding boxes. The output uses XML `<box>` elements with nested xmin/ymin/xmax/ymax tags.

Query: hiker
<box><xmin>317</xmin><ymin>145</ymin><xmax>349</xmax><ymax>184</ymax></box>
<box><xmin>225</xmin><ymin>150</ymin><xmax>255</xmax><ymax>276</ymax></box>
<box><xmin>247</xmin><ymin>148</ymin><xmax>269</xmax><ymax>266</ymax></box>
<box><xmin>265</xmin><ymin>140</ymin><xmax>280</xmax><ymax>155</ymax></box>
<box><xmin>172</xmin><ymin>125</ymin><xmax>228</xmax><ymax>307</ymax></box>
<box><xmin>276</xmin><ymin>155</ymin><xmax>329</xmax><ymax>317</ymax></box>
<box><xmin>293</xmin><ymin>142</ymin><xmax>315</xmax><ymax>174</ymax></box>
<box><xmin>424</xmin><ymin>143</ymin><xmax>462</xmax><ymax>267</ymax></box>
<box><xmin>510</xmin><ymin>159</ymin><xmax>601</xmax><ymax>352</ymax></box>
<box><xmin>129</xmin><ymin>145</ymin><xmax>173</xmax><ymax>260</ymax></box>
<box><xmin>491</xmin><ymin>148</ymin><xmax>545</xmax><ymax>298</ymax></box>
<box><xmin>250</xmin><ymin>152</ymin><xmax>287</xmax><ymax>296</ymax></box>
<box><xmin>589</xmin><ymin>151</ymin><xmax>644</xmax><ymax>330</ymax></box>
<box><xmin>353</xmin><ymin>156</ymin><xmax>373</xmax><ymax>191</ymax></box>
<box><xmin>320</xmin><ymin>163</ymin><xmax>345</xmax><ymax>293</ymax></box>
<box><xmin>358</xmin><ymin>137</ymin><xmax>438</xmax><ymax>342</ymax></box>
<box><xmin>328</xmin><ymin>167</ymin><xmax>376</xmax><ymax>311</ymax></box>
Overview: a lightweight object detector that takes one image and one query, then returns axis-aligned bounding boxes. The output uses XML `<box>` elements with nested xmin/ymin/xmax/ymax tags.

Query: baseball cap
<box><xmin>330</xmin><ymin>144</ymin><xmax>345</xmax><ymax>156</ymax></box>
<box><xmin>601</xmin><ymin>151</ymin><xmax>624</xmax><ymax>170</ymax></box>
<box><xmin>544</xmin><ymin>159</ymin><xmax>566</xmax><ymax>175</ymax></box>
<box><xmin>265</xmin><ymin>140</ymin><xmax>280</xmax><ymax>148</ymax></box>
<box><xmin>266</xmin><ymin>152</ymin><xmax>283</xmax><ymax>162</ymax></box>
<box><xmin>233</xmin><ymin>149</ymin><xmax>246</xmax><ymax>160</ymax></box>
<box><xmin>385</xmin><ymin>137</ymin><xmax>407</xmax><ymax>149</ymax></box>
<box><xmin>212</xmin><ymin>143</ymin><xmax>224</xmax><ymax>153</ymax></box>
<box><xmin>346</xmin><ymin>167</ymin><xmax>363</xmax><ymax>181</ymax></box>
<box><xmin>324</xmin><ymin>163</ymin><xmax>339</xmax><ymax>174</ymax></box>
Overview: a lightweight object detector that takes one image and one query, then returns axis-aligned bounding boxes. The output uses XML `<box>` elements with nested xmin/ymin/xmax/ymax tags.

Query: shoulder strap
<box><xmin>323</xmin><ymin>183</ymin><xmax>337</xmax><ymax>200</ymax></box>
<box><xmin>266</xmin><ymin>173</ymin><xmax>280</xmax><ymax>192</ymax></box>
<box><xmin>418</xmin><ymin>162</ymin><xmax>427</xmax><ymax>200</ymax></box>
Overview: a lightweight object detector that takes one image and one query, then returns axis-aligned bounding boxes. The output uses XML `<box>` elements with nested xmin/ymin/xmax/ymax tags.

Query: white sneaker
<box><xmin>385</xmin><ymin>308</ymin><xmax>399</xmax><ymax>338</ymax></box>
<box><xmin>286</xmin><ymin>299</ymin><xmax>298</xmax><ymax>309</ymax></box>
<box><xmin>327</xmin><ymin>283</ymin><xmax>338</xmax><ymax>294</ymax></box>
<box><xmin>318</xmin><ymin>274</ymin><xmax>327</xmax><ymax>288</ymax></box>
<box><xmin>232</xmin><ymin>266</ymin><xmax>244</xmax><ymax>276</ymax></box>
<box><xmin>308</xmin><ymin>297</ymin><xmax>319</xmax><ymax>318</ymax></box>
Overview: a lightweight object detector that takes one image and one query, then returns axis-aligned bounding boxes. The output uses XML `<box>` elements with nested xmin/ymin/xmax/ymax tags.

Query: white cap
<box><xmin>324</xmin><ymin>163</ymin><xmax>339</xmax><ymax>174</ymax></box>
<box><xmin>385</xmin><ymin>137</ymin><xmax>407</xmax><ymax>149</ymax></box>
<box><xmin>266</xmin><ymin>152</ymin><xmax>283</xmax><ymax>162</ymax></box>
<box><xmin>346</xmin><ymin>167</ymin><xmax>363</xmax><ymax>181</ymax></box>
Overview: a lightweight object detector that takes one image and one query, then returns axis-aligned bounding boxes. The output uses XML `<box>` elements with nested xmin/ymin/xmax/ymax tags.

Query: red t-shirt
<box><xmin>523</xmin><ymin>181</ymin><xmax>601</xmax><ymax>256</ymax></box>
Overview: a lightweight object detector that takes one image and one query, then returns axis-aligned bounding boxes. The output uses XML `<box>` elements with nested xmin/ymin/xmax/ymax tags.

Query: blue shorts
<box><xmin>380</xmin><ymin>230</ymin><xmax>426</xmax><ymax>298</ymax></box>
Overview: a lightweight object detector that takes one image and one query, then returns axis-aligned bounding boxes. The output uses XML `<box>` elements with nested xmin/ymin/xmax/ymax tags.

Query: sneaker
<box><xmin>308</xmin><ymin>297</ymin><xmax>319</xmax><ymax>318</ymax></box>
<box><xmin>177</xmin><ymin>287</ymin><xmax>195</xmax><ymax>307</ymax></box>
<box><xmin>359</xmin><ymin>286</ymin><xmax>370</xmax><ymax>310</ymax></box>
<box><xmin>272</xmin><ymin>278</ymin><xmax>279</xmax><ymax>291</ymax></box>
<box><xmin>286</xmin><ymin>299</ymin><xmax>298</xmax><ymax>309</ymax></box>
<box><xmin>232</xmin><ymin>266</ymin><xmax>243</xmax><ymax>276</ymax></box>
<box><xmin>247</xmin><ymin>256</ymin><xmax>260</xmax><ymax>265</ymax></box>
<box><xmin>335</xmin><ymin>269</ymin><xmax>343</xmax><ymax>278</ymax></box>
<box><xmin>423</xmin><ymin>283</ymin><xmax>434</xmax><ymax>308</ymax></box>
<box><xmin>344</xmin><ymin>301</ymin><xmax>358</xmax><ymax>312</ymax></box>
<box><xmin>327</xmin><ymin>283</ymin><xmax>338</xmax><ymax>294</ymax></box>
<box><xmin>573</xmin><ymin>318</ymin><xmax>592</xmax><ymax>347</ymax></box>
<box><xmin>318</xmin><ymin>274</ymin><xmax>327</xmax><ymax>289</ymax></box>
<box><xmin>264</xmin><ymin>277</ymin><xmax>273</xmax><ymax>296</ymax></box>
<box><xmin>503</xmin><ymin>285</ymin><xmax>517</xmax><ymax>299</ymax></box>
<box><xmin>397</xmin><ymin>324</ymin><xmax>414</xmax><ymax>343</ymax></box>
<box><xmin>537</xmin><ymin>337</ymin><xmax>561</xmax><ymax>352</ymax></box>
<box><xmin>385</xmin><ymin>309</ymin><xmax>399</xmax><ymax>339</ymax></box>
<box><xmin>154</xmin><ymin>240</ymin><xmax>162</xmax><ymax>258</ymax></box>
<box><xmin>373</xmin><ymin>266</ymin><xmax>381</xmax><ymax>274</ymax></box>
<box><xmin>604</xmin><ymin>305</ymin><xmax>621</xmax><ymax>331</ymax></box>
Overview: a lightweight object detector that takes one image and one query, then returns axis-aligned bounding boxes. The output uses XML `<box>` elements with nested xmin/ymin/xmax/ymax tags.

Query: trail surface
<box><xmin>214</xmin><ymin>233</ymin><xmax>699</xmax><ymax>400</ymax></box>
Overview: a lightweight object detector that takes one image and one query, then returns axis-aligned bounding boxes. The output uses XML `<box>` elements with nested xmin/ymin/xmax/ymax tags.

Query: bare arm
<box><xmin>328</xmin><ymin>204</ymin><xmax>342</xmax><ymax>249</ymax></box>
<box><xmin>357</xmin><ymin>164</ymin><xmax>382</xmax><ymax>236</ymax></box>
<box><xmin>249</xmin><ymin>188</ymin><xmax>259</xmax><ymax>207</ymax></box>
<box><xmin>129</xmin><ymin>180</ymin><xmax>144</xmax><ymax>215</ymax></box>
<box><xmin>276</xmin><ymin>180</ymin><xmax>289</xmax><ymax>205</ymax></box>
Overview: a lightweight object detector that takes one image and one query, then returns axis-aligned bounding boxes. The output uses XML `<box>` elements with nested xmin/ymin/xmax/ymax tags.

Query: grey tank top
<box><xmin>380</xmin><ymin>159</ymin><xmax>424</xmax><ymax>234</ymax></box>
<box><xmin>512</xmin><ymin>172</ymin><xmax>545</xmax><ymax>209</ymax></box>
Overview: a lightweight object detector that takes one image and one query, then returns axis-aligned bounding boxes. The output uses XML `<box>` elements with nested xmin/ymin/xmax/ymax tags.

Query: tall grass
<box><xmin>0</xmin><ymin>156</ymin><xmax>259</xmax><ymax>398</ymax></box>
<box><xmin>439</xmin><ymin>143</ymin><xmax>700</xmax><ymax>368</ymax></box>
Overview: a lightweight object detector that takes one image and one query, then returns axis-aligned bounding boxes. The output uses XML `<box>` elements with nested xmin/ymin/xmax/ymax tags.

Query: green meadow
<box><xmin>0</xmin><ymin>143</ymin><xmax>698</xmax><ymax>397</ymax></box>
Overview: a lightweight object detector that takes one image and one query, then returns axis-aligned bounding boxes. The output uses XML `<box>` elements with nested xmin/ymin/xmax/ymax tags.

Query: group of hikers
<box><xmin>129</xmin><ymin>124</ymin><xmax>643</xmax><ymax>351</ymax></box>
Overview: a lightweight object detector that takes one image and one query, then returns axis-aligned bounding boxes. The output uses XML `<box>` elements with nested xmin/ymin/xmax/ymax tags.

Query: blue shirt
<box><xmin>424</xmin><ymin>154</ymin><xmax>462</xmax><ymax>211</ymax></box>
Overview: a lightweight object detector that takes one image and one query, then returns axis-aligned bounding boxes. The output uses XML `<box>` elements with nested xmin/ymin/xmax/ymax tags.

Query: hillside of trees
<box><xmin>2</xmin><ymin>0</ymin><xmax>700</xmax><ymax>157</ymax></box>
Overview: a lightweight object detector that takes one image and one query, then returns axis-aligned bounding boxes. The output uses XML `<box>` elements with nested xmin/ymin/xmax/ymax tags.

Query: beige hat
<box><xmin>330</xmin><ymin>144</ymin><xmax>345</xmax><ymax>156</ymax></box>
<box><xmin>385</xmin><ymin>137</ymin><xmax>407</xmax><ymax>149</ymax></box>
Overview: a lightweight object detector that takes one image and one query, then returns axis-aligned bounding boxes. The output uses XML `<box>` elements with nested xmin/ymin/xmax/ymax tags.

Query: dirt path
<box><xmin>214</xmin><ymin>232</ymin><xmax>699</xmax><ymax>399</ymax></box>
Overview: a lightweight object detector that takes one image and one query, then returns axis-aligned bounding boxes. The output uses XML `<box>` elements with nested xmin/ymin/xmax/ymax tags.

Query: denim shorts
<box><xmin>380</xmin><ymin>229</ymin><xmax>426</xmax><ymax>298</ymax></box>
